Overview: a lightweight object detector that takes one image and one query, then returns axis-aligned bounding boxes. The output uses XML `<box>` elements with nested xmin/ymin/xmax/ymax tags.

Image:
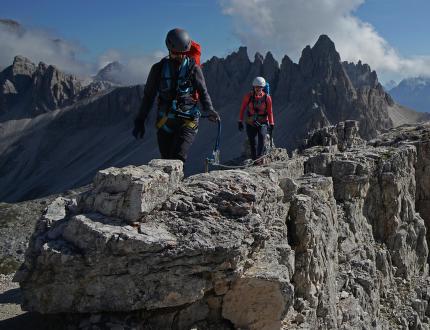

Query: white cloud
<box><xmin>0</xmin><ymin>19</ymin><xmax>93</xmax><ymax>76</ymax></box>
<box><xmin>0</xmin><ymin>19</ymin><xmax>164</xmax><ymax>84</ymax></box>
<box><xmin>220</xmin><ymin>0</ymin><xmax>430</xmax><ymax>81</ymax></box>
<box><xmin>96</xmin><ymin>49</ymin><xmax>166</xmax><ymax>85</ymax></box>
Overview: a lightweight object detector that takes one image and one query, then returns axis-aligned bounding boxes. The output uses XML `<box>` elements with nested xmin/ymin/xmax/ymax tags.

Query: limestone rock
<box><xmin>10</xmin><ymin>117</ymin><xmax>430</xmax><ymax>329</ymax></box>
<box><xmin>303</xmin><ymin>120</ymin><xmax>365</xmax><ymax>151</ymax></box>
<box><xmin>83</xmin><ymin>160</ymin><xmax>183</xmax><ymax>222</ymax></box>
<box><xmin>0</xmin><ymin>56</ymin><xmax>111</xmax><ymax>119</ymax></box>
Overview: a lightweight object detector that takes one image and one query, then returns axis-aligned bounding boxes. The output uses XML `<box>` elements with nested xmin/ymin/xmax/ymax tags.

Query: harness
<box><xmin>247</xmin><ymin>92</ymin><xmax>268</xmax><ymax>126</ymax></box>
<box><xmin>157</xmin><ymin>57</ymin><xmax>200</xmax><ymax>132</ymax></box>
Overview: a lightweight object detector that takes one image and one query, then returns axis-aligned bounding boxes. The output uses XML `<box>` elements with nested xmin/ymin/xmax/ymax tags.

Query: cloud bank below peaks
<box><xmin>0</xmin><ymin>19</ymin><xmax>164</xmax><ymax>84</ymax></box>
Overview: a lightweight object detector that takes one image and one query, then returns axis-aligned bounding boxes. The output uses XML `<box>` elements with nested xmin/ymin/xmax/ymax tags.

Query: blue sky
<box><xmin>355</xmin><ymin>0</ymin><xmax>430</xmax><ymax>57</ymax></box>
<box><xmin>1</xmin><ymin>0</ymin><xmax>430</xmax><ymax>83</ymax></box>
<box><xmin>1</xmin><ymin>0</ymin><xmax>238</xmax><ymax>60</ymax></box>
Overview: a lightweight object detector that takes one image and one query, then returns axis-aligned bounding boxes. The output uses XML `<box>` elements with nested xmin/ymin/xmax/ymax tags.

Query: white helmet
<box><xmin>252</xmin><ymin>76</ymin><xmax>266</xmax><ymax>87</ymax></box>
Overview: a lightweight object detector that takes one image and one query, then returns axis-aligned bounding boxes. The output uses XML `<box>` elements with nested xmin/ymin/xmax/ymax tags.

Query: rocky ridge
<box><xmin>203</xmin><ymin>35</ymin><xmax>428</xmax><ymax>150</ymax></box>
<box><xmin>0</xmin><ymin>55</ymin><xmax>112</xmax><ymax>120</ymax></box>
<box><xmin>12</xmin><ymin>121</ymin><xmax>430</xmax><ymax>329</ymax></box>
<box><xmin>1</xmin><ymin>34</ymin><xmax>429</xmax><ymax>204</ymax></box>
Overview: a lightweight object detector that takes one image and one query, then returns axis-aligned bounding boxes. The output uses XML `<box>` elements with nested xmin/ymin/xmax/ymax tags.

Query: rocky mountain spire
<box><xmin>0</xmin><ymin>57</ymin><xmax>111</xmax><ymax>120</ymax></box>
<box><xmin>203</xmin><ymin>34</ymin><xmax>397</xmax><ymax>147</ymax></box>
<box><xmin>343</xmin><ymin>60</ymin><xmax>379</xmax><ymax>89</ymax></box>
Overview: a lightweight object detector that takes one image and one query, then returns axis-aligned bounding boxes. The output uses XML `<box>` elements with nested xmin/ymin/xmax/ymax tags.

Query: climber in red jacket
<box><xmin>238</xmin><ymin>77</ymin><xmax>274</xmax><ymax>160</ymax></box>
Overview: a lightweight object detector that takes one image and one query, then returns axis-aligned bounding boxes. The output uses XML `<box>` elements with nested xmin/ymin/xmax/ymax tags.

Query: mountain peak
<box><xmin>315</xmin><ymin>34</ymin><xmax>335</xmax><ymax>46</ymax></box>
<box><xmin>237</xmin><ymin>46</ymin><xmax>248</xmax><ymax>57</ymax></box>
<box><xmin>254</xmin><ymin>52</ymin><xmax>264</xmax><ymax>63</ymax></box>
<box><xmin>11</xmin><ymin>56</ymin><xmax>36</xmax><ymax>79</ymax></box>
<box><xmin>13</xmin><ymin>55</ymin><xmax>33</xmax><ymax>65</ymax></box>
<box><xmin>312</xmin><ymin>34</ymin><xmax>339</xmax><ymax>59</ymax></box>
<box><xmin>94</xmin><ymin>61</ymin><xmax>126</xmax><ymax>85</ymax></box>
<box><xmin>265</xmin><ymin>51</ymin><xmax>276</xmax><ymax>62</ymax></box>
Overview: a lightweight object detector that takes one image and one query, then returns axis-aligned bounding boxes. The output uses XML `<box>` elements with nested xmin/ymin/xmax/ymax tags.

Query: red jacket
<box><xmin>239</xmin><ymin>91</ymin><xmax>274</xmax><ymax>125</ymax></box>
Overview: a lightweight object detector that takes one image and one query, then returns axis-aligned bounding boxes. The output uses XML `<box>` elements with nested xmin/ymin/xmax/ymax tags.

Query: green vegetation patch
<box><xmin>0</xmin><ymin>256</ymin><xmax>21</xmax><ymax>274</ymax></box>
<box><xmin>0</xmin><ymin>203</ymin><xmax>21</xmax><ymax>228</ymax></box>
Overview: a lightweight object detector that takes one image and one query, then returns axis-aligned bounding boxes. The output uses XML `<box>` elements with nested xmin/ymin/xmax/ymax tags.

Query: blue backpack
<box><xmin>263</xmin><ymin>82</ymin><xmax>270</xmax><ymax>96</ymax></box>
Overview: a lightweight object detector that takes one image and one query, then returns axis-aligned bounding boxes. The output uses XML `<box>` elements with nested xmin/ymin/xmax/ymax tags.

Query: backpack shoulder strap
<box><xmin>262</xmin><ymin>93</ymin><xmax>268</xmax><ymax>114</ymax></box>
<box><xmin>247</xmin><ymin>91</ymin><xmax>255</xmax><ymax>105</ymax></box>
<box><xmin>182</xmin><ymin>57</ymin><xmax>196</xmax><ymax>82</ymax></box>
<box><xmin>161</xmin><ymin>57</ymin><xmax>172</xmax><ymax>82</ymax></box>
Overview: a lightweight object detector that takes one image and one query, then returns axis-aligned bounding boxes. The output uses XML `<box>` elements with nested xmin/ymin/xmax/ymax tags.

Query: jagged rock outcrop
<box><xmin>370</xmin><ymin>123</ymin><xmax>430</xmax><ymax>265</ymax></box>
<box><xmin>0</xmin><ymin>56</ymin><xmax>112</xmax><ymax>120</ymax></box>
<box><xmin>13</xmin><ymin>121</ymin><xmax>430</xmax><ymax>329</ymax></box>
<box><xmin>0</xmin><ymin>56</ymin><xmax>36</xmax><ymax>114</ymax></box>
<box><xmin>31</xmin><ymin>62</ymin><xmax>83</xmax><ymax>114</ymax></box>
<box><xmin>343</xmin><ymin>60</ymin><xmax>379</xmax><ymax>90</ymax></box>
<box><xmin>1</xmin><ymin>35</ymin><xmax>429</xmax><ymax>203</ymax></box>
<box><xmin>203</xmin><ymin>35</ymin><xmax>426</xmax><ymax>151</ymax></box>
<box><xmin>302</xmin><ymin>120</ymin><xmax>365</xmax><ymax>152</ymax></box>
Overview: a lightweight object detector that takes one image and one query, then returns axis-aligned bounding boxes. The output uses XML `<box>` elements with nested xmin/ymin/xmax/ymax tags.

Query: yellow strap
<box><xmin>157</xmin><ymin>116</ymin><xmax>197</xmax><ymax>130</ymax></box>
<box><xmin>183</xmin><ymin>119</ymin><xmax>198</xmax><ymax>129</ymax></box>
<box><xmin>156</xmin><ymin>116</ymin><xmax>168</xmax><ymax>129</ymax></box>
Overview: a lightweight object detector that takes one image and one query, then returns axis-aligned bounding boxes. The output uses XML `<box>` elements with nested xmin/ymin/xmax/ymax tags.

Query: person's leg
<box><xmin>256</xmin><ymin>124</ymin><xmax>268</xmax><ymax>158</ymax></box>
<box><xmin>157</xmin><ymin>128</ymin><xmax>173</xmax><ymax>159</ymax></box>
<box><xmin>169</xmin><ymin>125</ymin><xmax>198</xmax><ymax>162</ymax></box>
<box><xmin>246</xmin><ymin>124</ymin><xmax>258</xmax><ymax>160</ymax></box>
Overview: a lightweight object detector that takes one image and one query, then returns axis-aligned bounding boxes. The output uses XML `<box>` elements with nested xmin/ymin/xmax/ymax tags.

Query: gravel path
<box><xmin>0</xmin><ymin>274</ymin><xmax>22</xmax><ymax>321</ymax></box>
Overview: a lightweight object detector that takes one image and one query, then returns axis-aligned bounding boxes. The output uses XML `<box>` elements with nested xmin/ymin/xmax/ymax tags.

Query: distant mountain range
<box><xmin>0</xmin><ymin>55</ymin><xmax>113</xmax><ymax>121</ymax></box>
<box><xmin>389</xmin><ymin>77</ymin><xmax>430</xmax><ymax>113</ymax></box>
<box><xmin>383</xmin><ymin>80</ymin><xmax>397</xmax><ymax>91</ymax></box>
<box><xmin>0</xmin><ymin>35</ymin><xmax>428</xmax><ymax>202</ymax></box>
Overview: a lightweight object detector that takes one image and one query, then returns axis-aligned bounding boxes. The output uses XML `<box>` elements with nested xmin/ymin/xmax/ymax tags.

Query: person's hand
<box><xmin>238</xmin><ymin>121</ymin><xmax>244</xmax><ymax>131</ymax></box>
<box><xmin>207</xmin><ymin>109</ymin><xmax>220</xmax><ymax>122</ymax></box>
<box><xmin>269</xmin><ymin>124</ymin><xmax>274</xmax><ymax>133</ymax></box>
<box><xmin>133</xmin><ymin>119</ymin><xmax>145</xmax><ymax>139</ymax></box>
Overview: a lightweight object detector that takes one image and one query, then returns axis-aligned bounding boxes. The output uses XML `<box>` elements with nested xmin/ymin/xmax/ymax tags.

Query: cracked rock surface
<box><xmin>13</xmin><ymin>122</ymin><xmax>430</xmax><ymax>329</ymax></box>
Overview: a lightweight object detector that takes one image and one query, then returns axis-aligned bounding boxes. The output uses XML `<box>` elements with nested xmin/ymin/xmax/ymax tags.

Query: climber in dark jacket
<box><xmin>133</xmin><ymin>28</ymin><xmax>219</xmax><ymax>162</ymax></box>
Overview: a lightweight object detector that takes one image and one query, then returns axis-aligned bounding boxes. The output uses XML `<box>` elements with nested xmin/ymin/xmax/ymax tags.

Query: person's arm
<box><xmin>193</xmin><ymin>65</ymin><xmax>215</xmax><ymax>112</ymax></box>
<box><xmin>136</xmin><ymin>62</ymin><xmax>161</xmax><ymax>122</ymax></box>
<box><xmin>193</xmin><ymin>65</ymin><xmax>219</xmax><ymax>121</ymax></box>
<box><xmin>239</xmin><ymin>93</ymin><xmax>250</xmax><ymax>122</ymax></box>
<box><xmin>266</xmin><ymin>95</ymin><xmax>274</xmax><ymax>125</ymax></box>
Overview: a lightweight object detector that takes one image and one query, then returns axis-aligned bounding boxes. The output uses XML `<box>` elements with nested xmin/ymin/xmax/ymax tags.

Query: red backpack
<box><xmin>186</xmin><ymin>40</ymin><xmax>201</xmax><ymax>66</ymax></box>
<box><xmin>186</xmin><ymin>40</ymin><xmax>201</xmax><ymax>100</ymax></box>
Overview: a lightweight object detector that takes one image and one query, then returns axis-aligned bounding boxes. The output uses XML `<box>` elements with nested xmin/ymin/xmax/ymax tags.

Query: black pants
<box><xmin>157</xmin><ymin>125</ymin><xmax>197</xmax><ymax>162</ymax></box>
<box><xmin>246</xmin><ymin>123</ymin><xmax>268</xmax><ymax>160</ymax></box>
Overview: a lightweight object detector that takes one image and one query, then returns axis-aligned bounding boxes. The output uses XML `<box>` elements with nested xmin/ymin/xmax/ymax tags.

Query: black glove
<box><xmin>238</xmin><ymin>121</ymin><xmax>244</xmax><ymax>131</ymax></box>
<box><xmin>207</xmin><ymin>109</ymin><xmax>220</xmax><ymax>122</ymax></box>
<box><xmin>269</xmin><ymin>124</ymin><xmax>274</xmax><ymax>133</ymax></box>
<box><xmin>133</xmin><ymin>118</ymin><xmax>146</xmax><ymax>139</ymax></box>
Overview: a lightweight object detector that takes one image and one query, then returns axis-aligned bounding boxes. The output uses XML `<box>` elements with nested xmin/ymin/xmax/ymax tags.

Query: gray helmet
<box><xmin>165</xmin><ymin>28</ymin><xmax>191</xmax><ymax>53</ymax></box>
